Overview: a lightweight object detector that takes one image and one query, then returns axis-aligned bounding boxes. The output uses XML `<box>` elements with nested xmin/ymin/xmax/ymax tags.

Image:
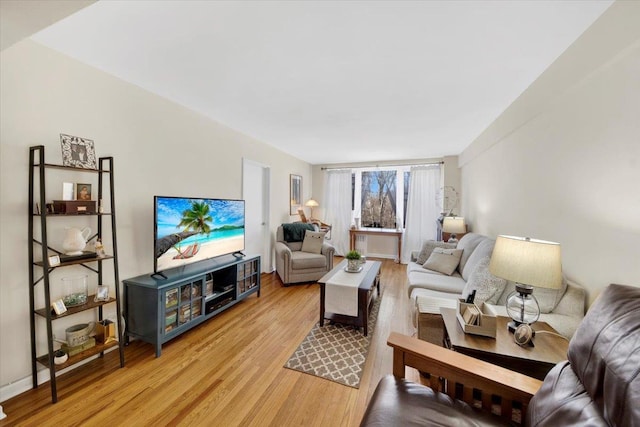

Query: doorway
<box><xmin>242</xmin><ymin>159</ymin><xmax>271</xmax><ymax>272</ymax></box>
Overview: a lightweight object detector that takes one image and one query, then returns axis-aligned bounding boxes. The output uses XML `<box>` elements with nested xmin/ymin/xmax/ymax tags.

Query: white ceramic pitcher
<box><xmin>62</xmin><ymin>227</ymin><xmax>91</xmax><ymax>255</ymax></box>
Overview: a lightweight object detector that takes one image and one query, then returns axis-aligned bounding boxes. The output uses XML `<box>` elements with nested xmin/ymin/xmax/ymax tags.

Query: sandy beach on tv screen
<box><xmin>156</xmin><ymin>236</ymin><xmax>244</xmax><ymax>271</ymax></box>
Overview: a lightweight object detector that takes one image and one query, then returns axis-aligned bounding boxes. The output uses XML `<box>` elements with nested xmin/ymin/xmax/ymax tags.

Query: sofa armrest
<box><xmin>552</xmin><ymin>280</ymin><xmax>586</xmax><ymax>319</ymax></box>
<box><xmin>275</xmin><ymin>241</ymin><xmax>292</xmax><ymax>264</ymax></box>
<box><xmin>387</xmin><ymin>332</ymin><xmax>542</xmax><ymax>422</ymax></box>
<box><xmin>321</xmin><ymin>242</ymin><xmax>335</xmax><ymax>269</ymax></box>
<box><xmin>321</xmin><ymin>242</ymin><xmax>335</xmax><ymax>256</ymax></box>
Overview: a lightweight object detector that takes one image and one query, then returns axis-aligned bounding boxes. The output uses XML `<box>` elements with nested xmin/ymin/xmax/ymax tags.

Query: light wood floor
<box><xmin>1</xmin><ymin>258</ymin><xmax>420</xmax><ymax>426</ymax></box>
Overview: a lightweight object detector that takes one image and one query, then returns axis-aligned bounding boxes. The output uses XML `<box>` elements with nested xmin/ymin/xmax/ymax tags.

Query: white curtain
<box><xmin>401</xmin><ymin>165</ymin><xmax>441</xmax><ymax>264</ymax></box>
<box><xmin>324</xmin><ymin>169</ymin><xmax>352</xmax><ymax>256</ymax></box>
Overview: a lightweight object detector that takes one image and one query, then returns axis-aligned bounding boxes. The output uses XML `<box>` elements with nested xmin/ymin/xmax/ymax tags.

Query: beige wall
<box><xmin>459</xmin><ymin>1</ymin><xmax>640</xmax><ymax>305</ymax></box>
<box><xmin>0</xmin><ymin>40</ymin><xmax>311</xmax><ymax>396</ymax></box>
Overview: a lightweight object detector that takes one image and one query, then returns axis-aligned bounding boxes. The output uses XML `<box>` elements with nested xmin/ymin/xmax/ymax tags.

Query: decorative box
<box><xmin>95</xmin><ymin>319</ymin><xmax>116</xmax><ymax>344</ymax></box>
<box><xmin>52</xmin><ymin>200</ymin><xmax>97</xmax><ymax>214</ymax></box>
<box><xmin>456</xmin><ymin>299</ymin><xmax>497</xmax><ymax>338</ymax></box>
<box><xmin>61</xmin><ymin>337</ymin><xmax>96</xmax><ymax>357</ymax></box>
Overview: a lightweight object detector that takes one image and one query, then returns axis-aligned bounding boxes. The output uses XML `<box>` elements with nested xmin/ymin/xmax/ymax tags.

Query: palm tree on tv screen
<box><xmin>178</xmin><ymin>201</ymin><xmax>213</xmax><ymax>235</ymax></box>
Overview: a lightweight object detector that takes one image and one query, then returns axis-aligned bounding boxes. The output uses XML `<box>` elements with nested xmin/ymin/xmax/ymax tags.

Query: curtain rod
<box><xmin>321</xmin><ymin>161</ymin><xmax>443</xmax><ymax>171</ymax></box>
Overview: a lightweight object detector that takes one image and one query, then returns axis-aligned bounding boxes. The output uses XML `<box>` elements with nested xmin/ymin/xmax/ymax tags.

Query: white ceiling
<box><xmin>30</xmin><ymin>1</ymin><xmax>612</xmax><ymax>165</ymax></box>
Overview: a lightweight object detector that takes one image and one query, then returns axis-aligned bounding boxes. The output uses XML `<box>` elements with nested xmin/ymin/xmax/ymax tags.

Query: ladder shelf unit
<box><xmin>28</xmin><ymin>145</ymin><xmax>125</xmax><ymax>403</ymax></box>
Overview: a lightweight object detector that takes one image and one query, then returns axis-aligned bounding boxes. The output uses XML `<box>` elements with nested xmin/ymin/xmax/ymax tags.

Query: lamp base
<box><xmin>508</xmin><ymin>321</ymin><xmax>536</xmax><ymax>347</ymax></box>
<box><xmin>507</xmin><ymin>320</ymin><xmax>519</xmax><ymax>334</ymax></box>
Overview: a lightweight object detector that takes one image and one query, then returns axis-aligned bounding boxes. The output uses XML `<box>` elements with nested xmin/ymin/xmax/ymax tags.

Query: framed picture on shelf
<box><xmin>51</xmin><ymin>299</ymin><xmax>67</xmax><ymax>315</ymax></box>
<box><xmin>94</xmin><ymin>285</ymin><xmax>110</xmax><ymax>302</ymax></box>
<box><xmin>62</xmin><ymin>182</ymin><xmax>75</xmax><ymax>200</ymax></box>
<box><xmin>290</xmin><ymin>174</ymin><xmax>302</xmax><ymax>215</ymax></box>
<box><xmin>76</xmin><ymin>183</ymin><xmax>92</xmax><ymax>200</ymax></box>
<box><xmin>60</xmin><ymin>134</ymin><xmax>97</xmax><ymax>169</ymax></box>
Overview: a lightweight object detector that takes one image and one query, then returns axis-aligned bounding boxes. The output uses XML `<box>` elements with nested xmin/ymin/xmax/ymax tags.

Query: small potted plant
<box><xmin>345</xmin><ymin>250</ymin><xmax>362</xmax><ymax>272</ymax></box>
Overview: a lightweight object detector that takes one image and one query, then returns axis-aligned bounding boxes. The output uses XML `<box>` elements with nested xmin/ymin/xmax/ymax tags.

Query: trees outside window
<box><xmin>349</xmin><ymin>167</ymin><xmax>410</xmax><ymax>229</ymax></box>
<box><xmin>361</xmin><ymin>171</ymin><xmax>397</xmax><ymax>228</ymax></box>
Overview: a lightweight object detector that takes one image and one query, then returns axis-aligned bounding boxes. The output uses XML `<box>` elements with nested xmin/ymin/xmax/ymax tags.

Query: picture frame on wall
<box><xmin>290</xmin><ymin>174</ymin><xmax>302</xmax><ymax>215</ymax></box>
<box><xmin>60</xmin><ymin>134</ymin><xmax>97</xmax><ymax>169</ymax></box>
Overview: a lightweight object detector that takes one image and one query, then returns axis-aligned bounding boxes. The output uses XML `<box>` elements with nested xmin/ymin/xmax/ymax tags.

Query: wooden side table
<box><xmin>440</xmin><ymin>308</ymin><xmax>568</xmax><ymax>380</ymax></box>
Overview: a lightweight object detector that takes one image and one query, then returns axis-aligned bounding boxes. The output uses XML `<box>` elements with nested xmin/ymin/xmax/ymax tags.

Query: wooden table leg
<box><xmin>319</xmin><ymin>283</ymin><xmax>325</xmax><ymax>327</ymax></box>
<box><xmin>360</xmin><ymin>288</ymin><xmax>368</xmax><ymax>336</ymax></box>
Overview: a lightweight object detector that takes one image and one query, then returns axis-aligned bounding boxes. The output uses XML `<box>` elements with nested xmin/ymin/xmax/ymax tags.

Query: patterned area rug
<box><xmin>284</xmin><ymin>290</ymin><xmax>383</xmax><ymax>388</ymax></box>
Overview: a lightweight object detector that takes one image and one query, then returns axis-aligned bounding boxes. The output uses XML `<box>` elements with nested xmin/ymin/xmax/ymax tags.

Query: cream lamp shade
<box><xmin>489</xmin><ymin>235</ymin><xmax>562</xmax><ymax>289</ymax></box>
<box><xmin>442</xmin><ymin>216</ymin><xmax>466</xmax><ymax>234</ymax></box>
<box><xmin>304</xmin><ymin>198</ymin><xmax>319</xmax><ymax>218</ymax></box>
<box><xmin>490</xmin><ymin>235</ymin><xmax>562</xmax><ymax>333</ymax></box>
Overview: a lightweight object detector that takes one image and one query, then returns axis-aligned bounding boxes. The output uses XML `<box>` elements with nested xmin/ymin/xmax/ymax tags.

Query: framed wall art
<box><xmin>290</xmin><ymin>174</ymin><xmax>302</xmax><ymax>215</ymax></box>
<box><xmin>60</xmin><ymin>134</ymin><xmax>97</xmax><ymax>169</ymax></box>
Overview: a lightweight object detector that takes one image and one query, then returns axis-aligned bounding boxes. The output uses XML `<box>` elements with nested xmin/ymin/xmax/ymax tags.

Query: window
<box><xmin>351</xmin><ymin>167</ymin><xmax>410</xmax><ymax>229</ymax></box>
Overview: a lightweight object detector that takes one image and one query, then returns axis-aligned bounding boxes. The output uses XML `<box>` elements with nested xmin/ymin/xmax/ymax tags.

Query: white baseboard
<box><xmin>0</xmin><ymin>375</ymin><xmax>37</xmax><ymax>403</ymax></box>
<box><xmin>0</xmin><ymin>347</ymin><xmax>118</xmax><ymax>403</ymax></box>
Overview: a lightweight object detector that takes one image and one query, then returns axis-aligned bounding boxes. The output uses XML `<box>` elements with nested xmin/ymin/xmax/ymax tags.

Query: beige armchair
<box><xmin>275</xmin><ymin>224</ymin><xmax>335</xmax><ymax>286</ymax></box>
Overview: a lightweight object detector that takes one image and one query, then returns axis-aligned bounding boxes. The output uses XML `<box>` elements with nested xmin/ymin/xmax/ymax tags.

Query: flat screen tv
<box><xmin>154</xmin><ymin>196</ymin><xmax>245</xmax><ymax>275</ymax></box>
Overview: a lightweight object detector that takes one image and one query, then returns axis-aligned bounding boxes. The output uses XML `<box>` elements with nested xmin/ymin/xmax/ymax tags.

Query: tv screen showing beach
<box><xmin>154</xmin><ymin>196</ymin><xmax>245</xmax><ymax>273</ymax></box>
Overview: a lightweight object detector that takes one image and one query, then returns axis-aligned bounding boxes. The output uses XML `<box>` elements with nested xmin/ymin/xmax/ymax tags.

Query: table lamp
<box><xmin>305</xmin><ymin>198</ymin><xmax>319</xmax><ymax>219</ymax></box>
<box><xmin>489</xmin><ymin>235</ymin><xmax>562</xmax><ymax>333</ymax></box>
<box><xmin>442</xmin><ymin>216</ymin><xmax>465</xmax><ymax>243</ymax></box>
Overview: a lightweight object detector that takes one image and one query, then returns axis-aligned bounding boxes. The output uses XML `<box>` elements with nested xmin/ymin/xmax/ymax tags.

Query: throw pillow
<box><xmin>461</xmin><ymin>257</ymin><xmax>508</xmax><ymax>305</ymax></box>
<box><xmin>416</xmin><ymin>240</ymin><xmax>457</xmax><ymax>265</ymax></box>
<box><xmin>423</xmin><ymin>247</ymin><xmax>463</xmax><ymax>276</ymax></box>
<box><xmin>301</xmin><ymin>230</ymin><xmax>325</xmax><ymax>254</ymax></box>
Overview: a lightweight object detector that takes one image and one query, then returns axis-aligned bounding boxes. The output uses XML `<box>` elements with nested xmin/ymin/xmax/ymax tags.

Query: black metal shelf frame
<box><xmin>28</xmin><ymin>145</ymin><xmax>125</xmax><ymax>403</ymax></box>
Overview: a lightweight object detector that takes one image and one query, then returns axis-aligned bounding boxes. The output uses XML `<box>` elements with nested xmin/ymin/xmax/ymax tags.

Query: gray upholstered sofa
<box><xmin>275</xmin><ymin>224</ymin><xmax>335</xmax><ymax>285</ymax></box>
<box><xmin>408</xmin><ymin>233</ymin><xmax>586</xmax><ymax>338</ymax></box>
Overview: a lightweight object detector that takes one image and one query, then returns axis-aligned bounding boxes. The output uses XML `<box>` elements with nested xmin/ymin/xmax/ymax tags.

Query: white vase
<box><xmin>62</xmin><ymin>227</ymin><xmax>91</xmax><ymax>255</ymax></box>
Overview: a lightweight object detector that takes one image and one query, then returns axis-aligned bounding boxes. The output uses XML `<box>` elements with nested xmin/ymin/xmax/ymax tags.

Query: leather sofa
<box><xmin>408</xmin><ymin>233</ymin><xmax>586</xmax><ymax>338</ymax></box>
<box><xmin>361</xmin><ymin>283</ymin><xmax>640</xmax><ymax>426</ymax></box>
<box><xmin>274</xmin><ymin>224</ymin><xmax>335</xmax><ymax>285</ymax></box>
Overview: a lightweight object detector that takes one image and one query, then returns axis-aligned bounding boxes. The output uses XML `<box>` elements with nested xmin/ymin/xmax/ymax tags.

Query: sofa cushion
<box><xmin>565</xmin><ymin>284</ymin><xmax>640</xmax><ymax>426</ymax></box>
<box><xmin>456</xmin><ymin>233</ymin><xmax>489</xmax><ymax>276</ymax></box>
<box><xmin>461</xmin><ymin>257</ymin><xmax>507</xmax><ymax>305</ymax></box>
<box><xmin>408</xmin><ymin>268</ymin><xmax>466</xmax><ymax>296</ymax></box>
<box><xmin>416</xmin><ymin>240</ymin><xmax>456</xmax><ymax>265</ymax></box>
<box><xmin>290</xmin><ymin>251</ymin><xmax>327</xmax><ymax>269</ymax></box>
<box><xmin>423</xmin><ymin>248</ymin><xmax>463</xmax><ymax>276</ymax></box>
<box><xmin>301</xmin><ymin>230</ymin><xmax>325</xmax><ymax>254</ymax></box>
<box><xmin>459</xmin><ymin>238</ymin><xmax>495</xmax><ymax>281</ymax></box>
<box><xmin>527</xmin><ymin>361</ymin><xmax>604</xmax><ymax>427</ymax></box>
<box><xmin>361</xmin><ymin>375</ymin><xmax>505</xmax><ymax>427</ymax></box>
